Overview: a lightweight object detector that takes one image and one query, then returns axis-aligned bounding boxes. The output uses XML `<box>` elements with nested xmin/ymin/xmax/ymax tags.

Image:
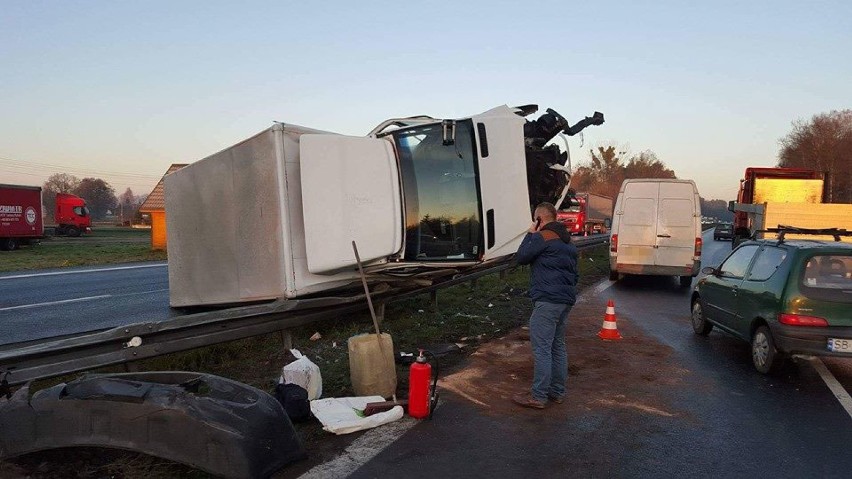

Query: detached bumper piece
<box><xmin>0</xmin><ymin>372</ymin><xmax>305</xmax><ymax>478</ymax></box>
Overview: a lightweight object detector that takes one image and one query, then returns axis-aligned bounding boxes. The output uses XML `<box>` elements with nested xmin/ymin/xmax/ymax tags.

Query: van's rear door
<box><xmin>618</xmin><ymin>182</ymin><xmax>659</xmax><ymax>267</ymax></box>
<box><xmin>655</xmin><ymin>182</ymin><xmax>698</xmax><ymax>270</ymax></box>
<box><xmin>300</xmin><ymin>134</ymin><xmax>403</xmax><ymax>274</ymax></box>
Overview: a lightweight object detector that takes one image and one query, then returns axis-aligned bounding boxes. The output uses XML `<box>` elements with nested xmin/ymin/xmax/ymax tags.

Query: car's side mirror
<box><xmin>701</xmin><ymin>266</ymin><xmax>716</xmax><ymax>275</ymax></box>
<box><xmin>604</xmin><ymin>218</ymin><xmax>612</xmax><ymax>228</ymax></box>
<box><xmin>727</xmin><ymin>200</ymin><xmax>736</xmax><ymax>212</ymax></box>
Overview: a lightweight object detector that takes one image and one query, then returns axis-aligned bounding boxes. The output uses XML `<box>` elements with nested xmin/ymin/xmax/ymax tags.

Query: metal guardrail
<box><xmin>0</xmin><ymin>235</ymin><xmax>608</xmax><ymax>387</ymax></box>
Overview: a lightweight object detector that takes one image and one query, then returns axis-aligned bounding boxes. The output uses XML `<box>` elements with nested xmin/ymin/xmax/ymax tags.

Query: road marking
<box><xmin>590</xmin><ymin>279</ymin><xmax>614</xmax><ymax>297</ymax></box>
<box><xmin>809</xmin><ymin>357</ymin><xmax>852</xmax><ymax>420</ymax></box>
<box><xmin>0</xmin><ymin>295</ymin><xmax>111</xmax><ymax>312</ymax></box>
<box><xmin>0</xmin><ymin>263</ymin><xmax>167</xmax><ymax>281</ymax></box>
<box><xmin>297</xmin><ymin>416</ymin><xmax>417</xmax><ymax>479</ymax></box>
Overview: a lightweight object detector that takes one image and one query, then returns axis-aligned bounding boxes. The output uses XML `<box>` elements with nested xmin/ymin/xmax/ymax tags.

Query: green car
<box><xmin>691</xmin><ymin>231</ymin><xmax>852</xmax><ymax>374</ymax></box>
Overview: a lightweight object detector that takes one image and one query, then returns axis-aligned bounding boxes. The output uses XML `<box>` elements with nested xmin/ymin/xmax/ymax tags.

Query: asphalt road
<box><xmin>0</xmin><ymin>261</ymin><xmax>175</xmax><ymax>345</ymax></box>
<box><xmin>336</xmin><ymin>229</ymin><xmax>852</xmax><ymax>478</ymax></box>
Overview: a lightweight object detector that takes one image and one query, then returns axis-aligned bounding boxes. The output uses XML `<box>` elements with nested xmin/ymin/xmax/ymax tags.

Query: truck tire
<box><xmin>679</xmin><ymin>275</ymin><xmax>692</xmax><ymax>288</ymax></box>
<box><xmin>67</xmin><ymin>226</ymin><xmax>81</xmax><ymax>237</ymax></box>
<box><xmin>609</xmin><ymin>270</ymin><xmax>619</xmax><ymax>281</ymax></box>
<box><xmin>1</xmin><ymin>238</ymin><xmax>18</xmax><ymax>251</ymax></box>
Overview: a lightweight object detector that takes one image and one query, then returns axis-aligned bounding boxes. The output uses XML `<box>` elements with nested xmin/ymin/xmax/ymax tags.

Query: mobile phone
<box><xmin>535</xmin><ymin>217</ymin><xmax>541</xmax><ymax>229</ymax></box>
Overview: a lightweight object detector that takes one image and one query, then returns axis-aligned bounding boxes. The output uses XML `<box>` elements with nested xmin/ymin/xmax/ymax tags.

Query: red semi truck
<box><xmin>0</xmin><ymin>184</ymin><xmax>91</xmax><ymax>250</ymax></box>
<box><xmin>557</xmin><ymin>192</ymin><xmax>613</xmax><ymax>235</ymax></box>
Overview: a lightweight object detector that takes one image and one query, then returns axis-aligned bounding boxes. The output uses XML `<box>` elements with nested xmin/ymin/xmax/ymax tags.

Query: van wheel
<box><xmin>609</xmin><ymin>270</ymin><xmax>619</xmax><ymax>281</ymax></box>
<box><xmin>679</xmin><ymin>276</ymin><xmax>692</xmax><ymax>288</ymax></box>
<box><xmin>67</xmin><ymin>226</ymin><xmax>81</xmax><ymax>237</ymax></box>
<box><xmin>751</xmin><ymin>325</ymin><xmax>785</xmax><ymax>374</ymax></box>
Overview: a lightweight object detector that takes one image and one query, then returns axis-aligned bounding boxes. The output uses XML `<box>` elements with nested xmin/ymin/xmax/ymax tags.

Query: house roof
<box><xmin>139</xmin><ymin>164</ymin><xmax>189</xmax><ymax>212</ymax></box>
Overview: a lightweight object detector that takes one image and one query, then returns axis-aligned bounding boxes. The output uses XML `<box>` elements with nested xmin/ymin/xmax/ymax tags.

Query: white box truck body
<box><xmin>165</xmin><ymin>105</ymin><xmax>561</xmax><ymax>307</ymax></box>
<box><xmin>608</xmin><ymin>179</ymin><xmax>702</xmax><ymax>287</ymax></box>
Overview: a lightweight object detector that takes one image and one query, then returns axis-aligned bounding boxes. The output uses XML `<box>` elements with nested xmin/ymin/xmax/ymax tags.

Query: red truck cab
<box><xmin>55</xmin><ymin>193</ymin><xmax>91</xmax><ymax>237</ymax></box>
<box><xmin>557</xmin><ymin>196</ymin><xmax>586</xmax><ymax>235</ymax></box>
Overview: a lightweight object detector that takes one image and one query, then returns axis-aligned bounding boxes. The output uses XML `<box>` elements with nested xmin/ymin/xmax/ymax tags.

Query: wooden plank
<box><xmin>763</xmin><ymin>203</ymin><xmax>852</xmax><ymax>242</ymax></box>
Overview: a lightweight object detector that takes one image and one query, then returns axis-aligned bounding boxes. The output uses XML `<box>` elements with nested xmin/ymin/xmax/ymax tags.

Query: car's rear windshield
<box><xmin>801</xmin><ymin>254</ymin><xmax>852</xmax><ymax>302</ymax></box>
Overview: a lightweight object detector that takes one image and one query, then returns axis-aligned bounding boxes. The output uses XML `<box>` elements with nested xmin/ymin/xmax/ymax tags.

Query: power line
<box><xmin>0</xmin><ymin>156</ymin><xmax>164</xmax><ymax>180</ymax></box>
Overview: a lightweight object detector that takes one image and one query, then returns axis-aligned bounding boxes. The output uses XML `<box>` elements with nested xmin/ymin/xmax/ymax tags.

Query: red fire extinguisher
<box><xmin>408</xmin><ymin>349</ymin><xmax>436</xmax><ymax>419</ymax></box>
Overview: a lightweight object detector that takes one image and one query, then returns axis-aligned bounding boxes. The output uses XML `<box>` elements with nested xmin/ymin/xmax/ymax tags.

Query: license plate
<box><xmin>827</xmin><ymin>338</ymin><xmax>852</xmax><ymax>352</ymax></box>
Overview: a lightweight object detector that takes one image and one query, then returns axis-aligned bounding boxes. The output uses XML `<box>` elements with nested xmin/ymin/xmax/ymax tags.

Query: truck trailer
<box><xmin>728</xmin><ymin>167</ymin><xmax>852</xmax><ymax>244</ymax></box>
<box><xmin>165</xmin><ymin>104</ymin><xmax>604</xmax><ymax>307</ymax></box>
<box><xmin>732</xmin><ymin>167</ymin><xmax>824</xmax><ymax>245</ymax></box>
<box><xmin>0</xmin><ymin>184</ymin><xmax>92</xmax><ymax>250</ymax></box>
<box><xmin>557</xmin><ymin>192</ymin><xmax>613</xmax><ymax>235</ymax></box>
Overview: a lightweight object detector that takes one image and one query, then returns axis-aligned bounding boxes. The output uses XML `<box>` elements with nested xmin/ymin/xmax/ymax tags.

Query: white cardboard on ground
<box><xmin>310</xmin><ymin>396</ymin><xmax>404</xmax><ymax>435</ymax></box>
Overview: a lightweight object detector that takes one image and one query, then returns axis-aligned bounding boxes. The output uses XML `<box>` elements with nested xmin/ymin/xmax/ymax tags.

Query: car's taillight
<box><xmin>610</xmin><ymin>234</ymin><xmax>618</xmax><ymax>253</ymax></box>
<box><xmin>694</xmin><ymin>237</ymin><xmax>702</xmax><ymax>257</ymax></box>
<box><xmin>778</xmin><ymin>313</ymin><xmax>828</xmax><ymax>327</ymax></box>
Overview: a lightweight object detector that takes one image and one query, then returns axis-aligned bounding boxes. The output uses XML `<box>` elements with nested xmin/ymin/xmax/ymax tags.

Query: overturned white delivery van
<box><xmin>608</xmin><ymin>179</ymin><xmax>702</xmax><ymax>288</ymax></box>
<box><xmin>165</xmin><ymin>105</ymin><xmax>604</xmax><ymax>307</ymax></box>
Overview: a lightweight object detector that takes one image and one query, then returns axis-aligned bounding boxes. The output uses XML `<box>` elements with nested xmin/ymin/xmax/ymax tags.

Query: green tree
<box><xmin>778</xmin><ymin>110</ymin><xmax>852</xmax><ymax>203</ymax></box>
<box><xmin>74</xmin><ymin>178</ymin><xmax>117</xmax><ymax>220</ymax></box>
<box><xmin>42</xmin><ymin>173</ymin><xmax>81</xmax><ymax>222</ymax></box>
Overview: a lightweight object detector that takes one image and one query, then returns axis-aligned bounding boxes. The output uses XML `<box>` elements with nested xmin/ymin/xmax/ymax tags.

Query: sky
<box><xmin>2</xmin><ymin>0</ymin><xmax>850</xmax><ymax>201</ymax></box>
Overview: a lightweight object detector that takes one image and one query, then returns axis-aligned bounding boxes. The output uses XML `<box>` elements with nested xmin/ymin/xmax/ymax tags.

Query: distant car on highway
<box><xmin>690</xmin><ymin>229</ymin><xmax>852</xmax><ymax>374</ymax></box>
<box><xmin>713</xmin><ymin>223</ymin><xmax>734</xmax><ymax>241</ymax></box>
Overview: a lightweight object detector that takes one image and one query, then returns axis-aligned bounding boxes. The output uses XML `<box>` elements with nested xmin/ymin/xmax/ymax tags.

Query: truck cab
<box><xmin>55</xmin><ymin>193</ymin><xmax>91</xmax><ymax>237</ymax></box>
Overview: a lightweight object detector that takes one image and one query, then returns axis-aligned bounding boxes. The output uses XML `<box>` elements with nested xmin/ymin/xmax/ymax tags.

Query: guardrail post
<box><xmin>279</xmin><ymin>330</ymin><xmax>293</xmax><ymax>350</ymax></box>
<box><xmin>376</xmin><ymin>302</ymin><xmax>386</xmax><ymax>326</ymax></box>
<box><xmin>430</xmin><ymin>291</ymin><xmax>438</xmax><ymax>310</ymax></box>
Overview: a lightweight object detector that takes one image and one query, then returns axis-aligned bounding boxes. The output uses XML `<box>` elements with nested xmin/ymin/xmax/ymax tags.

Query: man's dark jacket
<box><xmin>516</xmin><ymin>221</ymin><xmax>578</xmax><ymax>305</ymax></box>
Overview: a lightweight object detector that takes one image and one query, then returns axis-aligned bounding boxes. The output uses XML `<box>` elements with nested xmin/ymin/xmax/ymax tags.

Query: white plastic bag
<box><xmin>310</xmin><ymin>396</ymin><xmax>404</xmax><ymax>435</ymax></box>
<box><xmin>279</xmin><ymin>349</ymin><xmax>322</xmax><ymax>400</ymax></box>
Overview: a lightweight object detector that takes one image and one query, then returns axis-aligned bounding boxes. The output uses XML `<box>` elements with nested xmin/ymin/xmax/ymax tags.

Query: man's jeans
<box><xmin>529</xmin><ymin>301</ymin><xmax>573</xmax><ymax>402</ymax></box>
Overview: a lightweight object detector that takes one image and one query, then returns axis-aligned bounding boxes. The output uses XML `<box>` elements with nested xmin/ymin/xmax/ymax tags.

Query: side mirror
<box><xmin>604</xmin><ymin>218</ymin><xmax>612</xmax><ymax>228</ymax></box>
<box><xmin>442</xmin><ymin>120</ymin><xmax>456</xmax><ymax>146</ymax></box>
<box><xmin>727</xmin><ymin>200</ymin><xmax>736</xmax><ymax>212</ymax></box>
<box><xmin>701</xmin><ymin>266</ymin><xmax>716</xmax><ymax>275</ymax></box>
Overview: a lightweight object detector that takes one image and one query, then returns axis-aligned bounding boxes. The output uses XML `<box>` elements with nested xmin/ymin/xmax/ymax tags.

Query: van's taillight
<box><xmin>778</xmin><ymin>313</ymin><xmax>828</xmax><ymax>327</ymax></box>
<box><xmin>694</xmin><ymin>237</ymin><xmax>703</xmax><ymax>257</ymax></box>
<box><xmin>610</xmin><ymin>234</ymin><xmax>618</xmax><ymax>253</ymax></box>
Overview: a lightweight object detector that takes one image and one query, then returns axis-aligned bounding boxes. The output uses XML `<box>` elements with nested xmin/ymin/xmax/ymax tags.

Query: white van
<box><xmin>608</xmin><ymin>179</ymin><xmax>702</xmax><ymax>287</ymax></box>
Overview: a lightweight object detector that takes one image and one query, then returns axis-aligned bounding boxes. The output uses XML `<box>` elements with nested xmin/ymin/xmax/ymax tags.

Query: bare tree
<box><xmin>74</xmin><ymin>178</ymin><xmax>117</xmax><ymax>220</ymax></box>
<box><xmin>42</xmin><ymin>173</ymin><xmax>81</xmax><ymax>222</ymax></box>
<box><xmin>570</xmin><ymin>145</ymin><xmax>675</xmax><ymax>199</ymax></box>
<box><xmin>778</xmin><ymin>110</ymin><xmax>852</xmax><ymax>203</ymax></box>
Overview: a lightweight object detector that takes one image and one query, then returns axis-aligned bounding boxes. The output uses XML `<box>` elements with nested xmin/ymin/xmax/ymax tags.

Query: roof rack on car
<box><xmin>753</xmin><ymin>225</ymin><xmax>852</xmax><ymax>244</ymax></box>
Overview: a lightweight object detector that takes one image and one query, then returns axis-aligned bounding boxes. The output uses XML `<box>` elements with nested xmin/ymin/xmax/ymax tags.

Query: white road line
<box><xmin>809</xmin><ymin>357</ymin><xmax>852</xmax><ymax>420</ymax></box>
<box><xmin>591</xmin><ymin>279</ymin><xmax>614</xmax><ymax>297</ymax></box>
<box><xmin>0</xmin><ymin>295</ymin><xmax>112</xmax><ymax>312</ymax></box>
<box><xmin>0</xmin><ymin>263</ymin><xmax>167</xmax><ymax>281</ymax></box>
<box><xmin>297</xmin><ymin>417</ymin><xmax>417</xmax><ymax>479</ymax></box>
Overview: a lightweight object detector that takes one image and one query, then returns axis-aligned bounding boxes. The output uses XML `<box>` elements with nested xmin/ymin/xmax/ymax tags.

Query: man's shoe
<box><xmin>548</xmin><ymin>395</ymin><xmax>564</xmax><ymax>404</ymax></box>
<box><xmin>512</xmin><ymin>393</ymin><xmax>545</xmax><ymax>409</ymax></box>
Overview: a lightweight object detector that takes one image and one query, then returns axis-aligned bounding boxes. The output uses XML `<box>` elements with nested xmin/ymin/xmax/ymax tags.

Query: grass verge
<box><xmin>0</xmin><ymin>227</ymin><xmax>165</xmax><ymax>272</ymax></box>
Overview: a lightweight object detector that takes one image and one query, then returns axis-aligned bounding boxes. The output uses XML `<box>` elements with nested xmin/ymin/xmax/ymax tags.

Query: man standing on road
<box><xmin>513</xmin><ymin>202</ymin><xmax>578</xmax><ymax>409</ymax></box>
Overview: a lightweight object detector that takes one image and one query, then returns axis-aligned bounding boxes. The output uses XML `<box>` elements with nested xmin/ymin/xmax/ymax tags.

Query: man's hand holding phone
<box><xmin>529</xmin><ymin>217</ymin><xmax>542</xmax><ymax>233</ymax></box>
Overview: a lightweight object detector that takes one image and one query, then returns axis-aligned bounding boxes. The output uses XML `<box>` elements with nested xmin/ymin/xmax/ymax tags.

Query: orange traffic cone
<box><xmin>597</xmin><ymin>300</ymin><xmax>622</xmax><ymax>340</ymax></box>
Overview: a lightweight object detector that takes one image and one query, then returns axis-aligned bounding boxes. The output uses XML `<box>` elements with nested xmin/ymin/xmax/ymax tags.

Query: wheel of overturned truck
<box><xmin>66</xmin><ymin>226</ymin><xmax>81</xmax><ymax>237</ymax></box>
<box><xmin>0</xmin><ymin>238</ymin><xmax>18</xmax><ymax>251</ymax></box>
